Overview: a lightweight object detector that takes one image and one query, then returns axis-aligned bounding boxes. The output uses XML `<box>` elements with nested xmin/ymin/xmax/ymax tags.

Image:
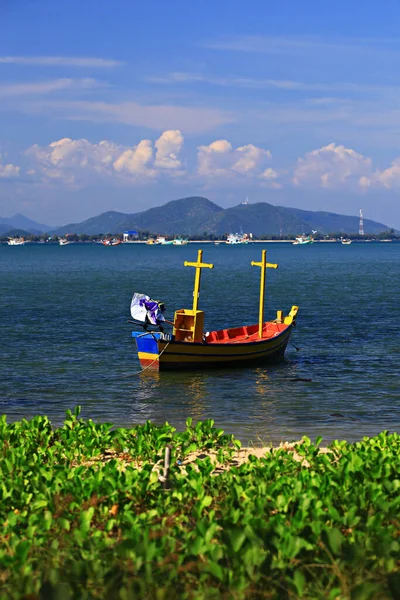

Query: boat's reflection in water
<box><xmin>125</xmin><ymin>360</ymin><xmax>303</xmax><ymax>439</ymax></box>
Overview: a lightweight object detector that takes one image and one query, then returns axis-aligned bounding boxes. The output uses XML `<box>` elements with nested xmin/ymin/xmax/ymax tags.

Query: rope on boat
<box><xmin>132</xmin><ymin>340</ymin><xmax>171</xmax><ymax>376</ymax></box>
<box><xmin>290</xmin><ymin>340</ymin><xmax>301</xmax><ymax>351</ymax></box>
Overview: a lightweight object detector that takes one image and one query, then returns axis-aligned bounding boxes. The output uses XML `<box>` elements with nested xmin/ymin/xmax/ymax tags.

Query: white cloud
<box><xmin>154</xmin><ymin>129</ymin><xmax>184</xmax><ymax>170</ymax></box>
<box><xmin>293</xmin><ymin>143</ymin><xmax>372</xmax><ymax>188</ymax></box>
<box><xmin>0</xmin><ymin>78</ymin><xmax>101</xmax><ymax>97</ymax></box>
<box><xmin>360</xmin><ymin>158</ymin><xmax>400</xmax><ymax>189</ymax></box>
<box><xmin>113</xmin><ymin>140</ymin><xmax>156</xmax><ymax>179</ymax></box>
<box><xmin>0</xmin><ymin>56</ymin><xmax>122</xmax><ymax>68</ymax></box>
<box><xmin>22</xmin><ymin>100</ymin><xmax>234</xmax><ymax>134</ymax></box>
<box><xmin>233</xmin><ymin>144</ymin><xmax>271</xmax><ymax>174</ymax></box>
<box><xmin>147</xmin><ymin>71</ymin><xmax>397</xmax><ymax>95</ymax></box>
<box><xmin>0</xmin><ymin>162</ymin><xmax>20</xmax><ymax>178</ymax></box>
<box><xmin>25</xmin><ymin>131</ymin><xmax>186</xmax><ymax>186</ymax></box>
<box><xmin>0</xmin><ymin>154</ymin><xmax>20</xmax><ymax>178</ymax></box>
<box><xmin>203</xmin><ymin>35</ymin><xmax>400</xmax><ymax>57</ymax></box>
<box><xmin>260</xmin><ymin>167</ymin><xmax>281</xmax><ymax>189</ymax></box>
<box><xmin>14</xmin><ymin>135</ymin><xmax>400</xmax><ymax>197</ymax></box>
<box><xmin>197</xmin><ymin>140</ymin><xmax>274</xmax><ymax>182</ymax></box>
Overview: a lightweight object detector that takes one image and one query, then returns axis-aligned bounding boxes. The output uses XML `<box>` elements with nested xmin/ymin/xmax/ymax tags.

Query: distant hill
<box><xmin>0</xmin><ymin>228</ymin><xmax>32</xmax><ymax>238</ymax></box>
<box><xmin>0</xmin><ymin>213</ymin><xmax>51</xmax><ymax>234</ymax></box>
<box><xmin>53</xmin><ymin>197</ymin><xmax>226</xmax><ymax>236</ymax></box>
<box><xmin>284</xmin><ymin>208</ymin><xmax>389</xmax><ymax>236</ymax></box>
<box><xmin>218</xmin><ymin>203</ymin><xmax>307</xmax><ymax>236</ymax></box>
<box><xmin>47</xmin><ymin>196</ymin><xmax>393</xmax><ymax>236</ymax></box>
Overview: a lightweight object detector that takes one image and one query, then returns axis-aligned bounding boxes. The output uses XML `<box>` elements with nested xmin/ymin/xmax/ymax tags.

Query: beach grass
<box><xmin>0</xmin><ymin>408</ymin><xmax>399</xmax><ymax>599</ymax></box>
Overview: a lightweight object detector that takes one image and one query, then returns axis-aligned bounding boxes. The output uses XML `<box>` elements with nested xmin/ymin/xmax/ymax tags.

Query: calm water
<box><xmin>0</xmin><ymin>242</ymin><xmax>399</xmax><ymax>444</ymax></box>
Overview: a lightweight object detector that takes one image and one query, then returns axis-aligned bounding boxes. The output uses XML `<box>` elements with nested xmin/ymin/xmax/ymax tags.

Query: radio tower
<box><xmin>359</xmin><ymin>209</ymin><xmax>364</xmax><ymax>236</ymax></box>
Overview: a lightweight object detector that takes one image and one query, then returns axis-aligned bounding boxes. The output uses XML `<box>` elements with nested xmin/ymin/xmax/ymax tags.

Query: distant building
<box><xmin>123</xmin><ymin>230</ymin><xmax>139</xmax><ymax>243</ymax></box>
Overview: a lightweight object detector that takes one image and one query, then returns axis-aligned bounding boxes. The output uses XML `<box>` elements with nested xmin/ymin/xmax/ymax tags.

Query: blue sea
<box><xmin>0</xmin><ymin>242</ymin><xmax>399</xmax><ymax>444</ymax></box>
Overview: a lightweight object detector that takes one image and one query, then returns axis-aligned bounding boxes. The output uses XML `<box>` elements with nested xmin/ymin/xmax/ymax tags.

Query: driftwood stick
<box><xmin>159</xmin><ymin>445</ymin><xmax>171</xmax><ymax>488</ymax></box>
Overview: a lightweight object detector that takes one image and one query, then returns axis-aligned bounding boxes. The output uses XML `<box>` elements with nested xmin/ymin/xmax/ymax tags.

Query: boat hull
<box><xmin>132</xmin><ymin>323</ymin><xmax>293</xmax><ymax>371</ymax></box>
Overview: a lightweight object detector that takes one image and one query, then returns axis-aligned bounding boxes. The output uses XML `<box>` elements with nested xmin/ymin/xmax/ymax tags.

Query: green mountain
<box><xmin>51</xmin><ymin>196</ymin><xmax>392</xmax><ymax>236</ymax></box>
<box><xmin>219</xmin><ymin>203</ymin><xmax>307</xmax><ymax>236</ymax></box>
<box><xmin>283</xmin><ymin>207</ymin><xmax>388</xmax><ymax>235</ymax></box>
<box><xmin>0</xmin><ymin>228</ymin><xmax>32</xmax><ymax>238</ymax></box>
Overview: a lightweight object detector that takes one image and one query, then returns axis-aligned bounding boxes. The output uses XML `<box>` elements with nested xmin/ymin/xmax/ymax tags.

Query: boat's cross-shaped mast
<box><xmin>251</xmin><ymin>250</ymin><xmax>278</xmax><ymax>338</ymax></box>
<box><xmin>184</xmin><ymin>249</ymin><xmax>214</xmax><ymax>311</ymax></box>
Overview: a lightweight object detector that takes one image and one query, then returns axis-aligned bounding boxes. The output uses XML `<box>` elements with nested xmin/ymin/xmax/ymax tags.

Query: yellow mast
<box><xmin>184</xmin><ymin>249</ymin><xmax>214</xmax><ymax>311</ymax></box>
<box><xmin>251</xmin><ymin>250</ymin><xmax>278</xmax><ymax>338</ymax></box>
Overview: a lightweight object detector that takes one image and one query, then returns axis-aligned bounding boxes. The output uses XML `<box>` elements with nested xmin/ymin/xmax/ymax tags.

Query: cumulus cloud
<box><xmin>25</xmin><ymin>131</ymin><xmax>186</xmax><ymax>186</ymax></box>
<box><xmin>154</xmin><ymin>129</ymin><xmax>184</xmax><ymax>171</ymax></box>
<box><xmin>360</xmin><ymin>159</ymin><xmax>400</xmax><ymax>189</ymax></box>
<box><xmin>16</xmin><ymin>135</ymin><xmax>400</xmax><ymax>196</ymax></box>
<box><xmin>293</xmin><ymin>143</ymin><xmax>372</xmax><ymax>188</ymax></box>
<box><xmin>260</xmin><ymin>167</ymin><xmax>281</xmax><ymax>188</ymax></box>
<box><xmin>197</xmin><ymin>140</ymin><xmax>275</xmax><ymax>183</ymax></box>
<box><xmin>0</xmin><ymin>155</ymin><xmax>20</xmax><ymax>178</ymax></box>
<box><xmin>113</xmin><ymin>140</ymin><xmax>156</xmax><ymax>178</ymax></box>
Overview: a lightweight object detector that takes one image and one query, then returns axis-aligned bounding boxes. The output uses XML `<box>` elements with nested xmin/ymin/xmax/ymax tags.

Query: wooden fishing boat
<box><xmin>131</xmin><ymin>250</ymin><xmax>298</xmax><ymax>371</ymax></box>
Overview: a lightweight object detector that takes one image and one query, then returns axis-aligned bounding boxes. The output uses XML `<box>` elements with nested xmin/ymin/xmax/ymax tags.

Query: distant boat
<box><xmin>101</xmin><ymin>238</ymin><xmax>122</xmax><ymax>246</ymax></box>
<box><xmin>341</xmin><ymin>239</ymin><xmax>352</xmax><ymax>245</ymax></box>
<box><xmin>156</xmin><ymin>236</ymin><xmax>173</xmax><ymax>245</ymax></box>
<box><xmin>173</xmin><ymin>237</ymin><xmax>189</xmax><ymax>245</ymax></box>
<box><xmin>226</xmin><ymin>233</ymin><xmax>250</xmax><ymax>245</ymax></box>
<box><xmin>146</xmin><ymin>239</ymin><xmax>156</xmax><ymax>245</ymax></box>
<box><xmin>59</xmin><ymin>238</ymin><xmax>71</xmax><ymax>246</ymax></box>
<box><xmin>7</xmin><ymin>237</ymin><xmax>26</xmax><ymax>246</ymax></box>
<box><xmin>293</xmin><ymin>233</ymin><xmax>314</xmax><ymax>245</ymax></box>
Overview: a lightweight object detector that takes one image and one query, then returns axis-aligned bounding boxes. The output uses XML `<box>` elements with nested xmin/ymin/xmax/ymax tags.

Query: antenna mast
<box><xmin>359</xmin><ymin>209</ymin><xmax>364</xmax><ymax>236</ymax></box>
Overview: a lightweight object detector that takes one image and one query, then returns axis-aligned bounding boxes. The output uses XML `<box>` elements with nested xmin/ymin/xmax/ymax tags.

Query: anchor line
<box><xmin>125</xmin><ymin>340</ymin><xmax>171</xmax><ymax>376</ymax></box>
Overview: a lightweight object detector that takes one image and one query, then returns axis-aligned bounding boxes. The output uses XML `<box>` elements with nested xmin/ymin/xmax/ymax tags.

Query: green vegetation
<box><xmin>1</xmin><ymin>410</ymin><xmax>399</xmax><ymax>599</ymax></box>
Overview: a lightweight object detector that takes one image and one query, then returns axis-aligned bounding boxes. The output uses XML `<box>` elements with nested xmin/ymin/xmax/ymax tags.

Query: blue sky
<box><xmin>1</xmin><ymin>0</ymin><xmax>400</xmax><ymax>228</ymax></box>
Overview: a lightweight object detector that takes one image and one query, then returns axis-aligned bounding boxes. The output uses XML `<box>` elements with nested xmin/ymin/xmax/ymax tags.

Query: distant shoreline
<box><xmin>0</xmin><ymin>239</ymin><xmax>400</xmax><ymax>246</ymax></box>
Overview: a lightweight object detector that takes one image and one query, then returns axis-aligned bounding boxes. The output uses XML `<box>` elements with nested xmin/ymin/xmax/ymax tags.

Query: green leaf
<box><xmin>15</xmin><ymin>540</ymin><xmax>30</xmax><ymax>563</ymax></box>
<box><xmin>205</xmin><ymin>560</ymin><xmax>224</xmax><ymax>582</ymax></box>
<box><xmin>233</xmin><ymin>439</ymin><xmax>242</xmax><ymax>450</ymax></box>
<box><xmin>293</xmin><ymin>569</ymin><xmax>306</xmax><ymax>596</ymax></box>
<box><xmin>199</xmin><ymin>495</ymin><xmax>213</xmax><ymax>512</ymax></box>
<box><xmin>325</xmin><ymin>527</ymin><xmax>342</xmax><ymax>555</ymax></box>
<box><xmin>229</xmin><ymin>528</ymin><xmax>246</xmax><ymax>553</ymax></box>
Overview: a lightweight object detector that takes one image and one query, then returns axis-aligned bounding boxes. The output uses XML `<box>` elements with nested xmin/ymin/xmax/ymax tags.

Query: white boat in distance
<box><xmin>293</xmin><ymin>231</ymin><xmax>317</xmax><ymax>245</ymax></box>
<box><xmin>341</xmin><ymin>238</ymin><xmax>352</xmax><ymax>245</ymax></box>
<box><xmin>59</xmin><ymin>238</ymin><xmax>72</xmax><ymax>246</ymax></box>
<box><xmin>173</xmin><ymin>237</ymin><xmax>189</xmax><ymax>245</ymax></box>
<box><xmin>156</xmin><ymin>236</ymin><xmax>173</xmax><ymax>245</ymax></box>
<box><xmin>8</xmin><ymin>237</ymin><xmax>26</xmax><ymax>246</ymax></box>
<box><xmin>226</xmin><ymin>233</ymin><xmax>251</xmax><ymax>245</ymax></box>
